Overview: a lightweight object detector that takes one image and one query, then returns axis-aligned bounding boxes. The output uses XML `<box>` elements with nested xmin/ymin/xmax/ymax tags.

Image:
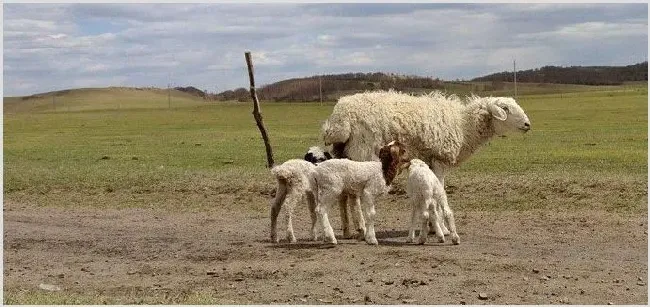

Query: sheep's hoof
<box><xmin>325</xmin><ymin>236</ymin><xmax>338</xmax><ymax>245</ymax></box>
<box><xmin>406</xmin><ymin>236</ymin><xmax>416</xmax><ymax>243</ymax></box>
<box><xmin>451</xmin><ymin>234</ymin><xmax>460</xmax><ymax>245</ymax></box>
<box><xmin>436</xmin><ymin>236</ymin><xmax>446</xmax><ymax>244</ymax></box>
<box><xmin>271</xmin><ymin>236</ymin><xmax>279</xmax><ymax>244</ymax></box>
<box><xmin>418</xmin><ymin>237</ymin><xmax>427</xmax><ymax>245</ymax></box>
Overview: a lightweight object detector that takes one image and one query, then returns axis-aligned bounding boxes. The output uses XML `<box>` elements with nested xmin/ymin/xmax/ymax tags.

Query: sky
<box><xmin>3</xmin><ymin>3</ymin><xmax>648</xmax><ymax>96</ymax></box>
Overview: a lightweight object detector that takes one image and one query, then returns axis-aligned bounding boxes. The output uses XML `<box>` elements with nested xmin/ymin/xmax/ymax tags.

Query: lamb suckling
<box><xmin>313</xmin><ymin>141</ymin><xmax>409</xmax><ymax>245</ymax></box>
<box><xmin>406</xmin><ymin>159</ymin><xmax>460</xmax><ymax>245</ymax></box>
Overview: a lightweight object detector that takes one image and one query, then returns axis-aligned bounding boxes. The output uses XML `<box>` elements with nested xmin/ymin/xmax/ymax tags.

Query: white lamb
<box><xmin>322</xmin><ymin>90</ymin><xmax>531</xmax><ymax>234</ymax></box>
<box><xmin>269</xmin><ymin>146</ymin><xmax>329</xmax><ymax>243</ymax></box>
<box><xmin>406</xmin><ymin>158</ymin><xmax>460</xmax><ymax>245</ymax></box>
<box><xmin>314</xmin><ymin>141</ymin><xmax>409</xmax><ymax>245</ymax></box>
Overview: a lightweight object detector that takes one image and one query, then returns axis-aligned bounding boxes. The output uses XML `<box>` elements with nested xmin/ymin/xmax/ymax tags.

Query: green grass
<box><xmin>3</xmin><ymin>83</ymin><xmax>648</xmax><ymax>212</ymax></box>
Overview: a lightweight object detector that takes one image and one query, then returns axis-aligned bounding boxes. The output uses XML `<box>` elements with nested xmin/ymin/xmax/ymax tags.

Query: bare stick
<box><xmin>245</xmin><ymin>51</ymin><xmax>275</xmax><ymax>168</ymax></box>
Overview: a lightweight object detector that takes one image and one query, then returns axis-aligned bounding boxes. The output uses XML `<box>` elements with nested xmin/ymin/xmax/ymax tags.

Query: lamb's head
<box><xmin>376</xmin><ymin>141</ymin><xmax>410</xmax><ymax>185</ymax></box>
<box><xmin>486</xmin><ymin>97</ymin><xmax>531</xmax><ymax>136</ymax></box>
<box><xmin>304</xmin><ymin>146</ymin><xmax>332</xmax><ymax>164</ymax></box>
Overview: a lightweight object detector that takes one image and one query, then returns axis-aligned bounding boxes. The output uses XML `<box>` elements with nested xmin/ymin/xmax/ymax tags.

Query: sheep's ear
<box><xmin>324</xmin><ymin>152</ymin><xmax>332</xmax><ymax>160</ymax></box>
<box><xmin>488</xmin><ymin>103</ymin><xmax>507</xmax><ymax>121</ymax></box>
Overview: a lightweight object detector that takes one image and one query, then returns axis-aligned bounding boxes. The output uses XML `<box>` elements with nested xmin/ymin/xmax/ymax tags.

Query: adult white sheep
<box><xmin>406</xmin><ymin>158</ymin><xmax>459</xmax><ymax>245</ymax></box>
<box><xmin>322</xmin><ymin>90</ymin><xmax>531</xmax><ymax>234</ymax></box>
<box><xmin>314</xmin><ymin>141</ymin><xmax>409</xmax><ymax>245</ymax></box>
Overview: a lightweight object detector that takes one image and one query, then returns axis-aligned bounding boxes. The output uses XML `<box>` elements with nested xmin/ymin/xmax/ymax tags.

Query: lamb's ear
<box><xmin>488</xmin><ymin>103</ymin><xmax>507</xmax><ymax>121</ymax></box>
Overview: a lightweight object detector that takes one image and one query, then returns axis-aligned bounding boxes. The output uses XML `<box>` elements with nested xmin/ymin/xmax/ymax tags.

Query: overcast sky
<box><xmin>3</xmin><ymin>3</ymin><xmax>648</xmax><ymax>96</ymax></box>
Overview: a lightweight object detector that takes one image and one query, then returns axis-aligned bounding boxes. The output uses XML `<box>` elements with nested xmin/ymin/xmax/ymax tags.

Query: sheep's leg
<box><xmin>270</xmin><ymin>179</ymin><xmax>287</xmax><ymax>243</ymax></box>
<box><xmin>407</xmin><ymin>198</ymin><xmax>419</xmax><ymax>243</ymax></box>
<box><xmin>437</xmin><ymin>192</ymin><xmax>460</xmax><ymax>245</ymax></box>
<box><xmin>349</xmin><ymin>195</ymin><xmax>366</xmax><ymax>240</ymax></box>
<box><xmin>361</xmin><ymin>192</ymin><xmax>378</xmax><ymax>245</ymax></box>
<box><xmin>283</xmin><ymin>190</ymin><xmax>302</xmax><ymax>243</ymax></box>
<box><xmin>306</xmin><ymin>191</ymin><xmax>319</xmax><ymax>241</ymax></box>
<box><xmin>338</xmin><ymin>194</ymin><xmax>352</xmax><ymax>238</ymax></box>
<box><xmin>316</xmin><ymin>192</ymin><xmax>338</xmax><ymax>244</ymax></box>
<box><xmin>418</xmin><ymin>199</ymin><xmax>432</xmax><ymax>245</ymax></box>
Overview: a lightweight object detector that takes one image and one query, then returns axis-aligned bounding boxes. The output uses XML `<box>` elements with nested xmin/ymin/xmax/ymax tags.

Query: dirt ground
<box><xmin>3</xmin><ymin>200</ymin><xmax>648</xmax><ymax>305</ymax></box>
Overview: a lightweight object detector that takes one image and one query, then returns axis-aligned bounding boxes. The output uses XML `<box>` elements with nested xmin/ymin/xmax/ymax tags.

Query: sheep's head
<box><xmin>377</xmin><ymin>141</ymin><xmax>409</xmax><ymax>185</ymax></box>
<box><xmin>487</xmin><ymin>97</ymin><xmax>531</xmax><ymax>136</ymax></box>
<box><xmin>304</xmin><ymin>146</ymin><xmax>332</xmax><ymax>164</ymax></box>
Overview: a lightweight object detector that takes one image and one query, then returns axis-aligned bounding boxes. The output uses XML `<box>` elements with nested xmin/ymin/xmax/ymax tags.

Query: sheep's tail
<box><xmin>271</xmin><ymin>164</ymin><xmax>293</xmax><ymax>181</ymax></box>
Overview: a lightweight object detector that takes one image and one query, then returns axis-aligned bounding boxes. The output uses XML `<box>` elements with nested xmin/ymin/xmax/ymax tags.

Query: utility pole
<box><xmin>513</xmin><ymin>59</ymin><xmax>518</xmax><ymax>99</ymax></box>
<box><xmin>319</xmin><ymin>75</ymin><xmax>323</xmax><ymax>106</ymax></box>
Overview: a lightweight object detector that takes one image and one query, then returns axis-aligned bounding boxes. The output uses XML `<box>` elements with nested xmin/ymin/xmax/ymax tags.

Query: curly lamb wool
<box><xmin>269</xmin><ymin>146</ymin><xmax>331</xmax><ymax>243</ymax></box>
<box><xmin>313</xmin><ymin>141</ymin><xmax>409</xmax><ymax>245</ymax></box>
<box><xmin>406</xmin><ymin>159</ymin><xmax>459</xmax><ymax>245</ymax></box>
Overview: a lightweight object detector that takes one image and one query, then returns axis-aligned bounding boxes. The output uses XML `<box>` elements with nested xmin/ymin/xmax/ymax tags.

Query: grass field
<box><xmin>3</xmin><ymin>83</ymin><xmax>648</xmax><ymax>213</ymax></box>
<box><xmin>3</xmin><ymin>83</ymin><xmax>648</xmax><ymax>304</ymax></box>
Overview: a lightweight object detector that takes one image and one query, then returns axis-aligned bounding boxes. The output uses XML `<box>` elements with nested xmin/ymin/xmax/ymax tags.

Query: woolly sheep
<box><xmin>270</xmin><ymin>146</ymin><xmax>330</xmax><ymax>243</ymax></box>
<box><xmin>406</xmin><ymin>159</ymin><xmax>460</xmax><ymax>245</ymax></box>
<box><xmin>314</xmin><ymin>141</ymin><xmax>409</xmax><ymax>245</ymax></box>
<box><xmin>322</xmin><ymin>90</ymin><xmax>531</xmax><ymax>233</ymax></box>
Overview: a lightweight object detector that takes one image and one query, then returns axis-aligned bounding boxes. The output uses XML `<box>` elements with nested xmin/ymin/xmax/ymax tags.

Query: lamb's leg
<box><xmin>429</xmin><ymin>199</ymin><xmax>445</xmax><ymax>243</ymax></box>
<box><xmin>418</xmin><ymin>199</ymin><xmax>432</xmax><ymax>245</ymax></box>
<box><xmin>407</xmin><ymin>197</ymin><xmax>419</xmax><ymax>243</ymax></box>
<box><xmin>437</xmin><ymin>192</ymin><xmax>460</xmax><ymax>245</ymax></box>
<box><xmin>270</xmin><ymin>179</ymin><xmax>287</xmax><ymax>243</ymax></box>
<box><xmin>306</xmin><ymin>191</ymin><xmax>319</xmax><ymax>241</ymax></box>
<box><xmin>361</xmin><ymin>191</ymin><xmax>378</xmax><ymax>245</ymax></box>
<box><xmin>429</xmin><ymin>163</ymin><xmax>450</xmax><ymax>235</ymax></box>
<box><xmin>338</xmin><ymin>194</ymin><xmax>352</xmax><ymax>238</ymax></box>
<box><xmin>349</xmin><ymin>195</ymin><xmax>366</xmax><ymax>240</ymax></box>
<box><xmin>283</xmin><ymin>190</ymin><xmax>302</xmax><ymax>243</ymax></box>
<box><xmin>316</xmin><ymin>191</ymin><xmax>338</xmax><ymax>244</ymax></box>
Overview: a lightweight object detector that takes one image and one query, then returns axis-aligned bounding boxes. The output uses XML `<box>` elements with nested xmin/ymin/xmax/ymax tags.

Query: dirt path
<box><xmin>3</xmin><ymin>202</ymin><xmax>648</xmax><ymax>304</ymax></box>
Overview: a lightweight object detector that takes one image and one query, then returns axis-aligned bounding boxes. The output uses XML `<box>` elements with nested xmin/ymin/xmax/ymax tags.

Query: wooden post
<box><xmin>245</xmin><ymin>51</ymin><xmax>275</xmax><ymax>168</ymax></box>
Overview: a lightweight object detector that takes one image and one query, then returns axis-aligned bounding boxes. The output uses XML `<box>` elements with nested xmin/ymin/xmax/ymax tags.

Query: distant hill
<box><xmin>3</xmin><ymin>87</ymin><xmax>209</xmax><ymax>114</ymax></box>
<box><xmin>472</xmin><ymin>62</ymin><xmax>648</xmax><ymax>85</ymax></box>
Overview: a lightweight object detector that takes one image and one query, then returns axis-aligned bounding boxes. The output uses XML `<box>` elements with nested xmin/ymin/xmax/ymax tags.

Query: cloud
<box><xmin>3</xmin><ymin>3</ymin><xmax>648</xmax><ymax>96</ymax></box>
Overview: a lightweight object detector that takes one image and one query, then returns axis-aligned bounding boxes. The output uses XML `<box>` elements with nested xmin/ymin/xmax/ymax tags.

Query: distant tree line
<box><xmin>214</xmin><ymin>72</ymin><xmax>445</xmax><ymax>102</ymax></box>
<box><xmin>472</xmin><ymin>62</ymin><xmax>648</xmax><ymax>85</ymax></box>
<box><xmin>184</xmin><ymin>62</ymin><xmax>647</xmax><ymax>102</ymax></box>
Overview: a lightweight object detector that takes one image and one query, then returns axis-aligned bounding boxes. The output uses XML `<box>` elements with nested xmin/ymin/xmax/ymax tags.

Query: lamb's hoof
<box><xmin>366</xmin><ymin>237</ymin><xmax>379</xmax><ymax>245</ymax></box>
<box><xmin>406</xmin><ymin>236</ymin><xmax>416</xmax><ymax>243</ymax></box>
<box><xmin>356</xmin><ymin>229</ymin><xmax>366</xmax><ymax>241</ymax></box>
<box><xmin>325</xmin><ymin>237</ymin><xmax>338</xmax><ymax>245</ymax></box>
<box><xmin>436</xmin><ymin>236</ymin><xmax>446</xmax><ymax>244</ymax></box>
<box><xmin>271</xmin><ymin>236</ymin><xmax>279</xmax><ymax>244</ymax></box>
<box><xmin>418</xmin><ymin>237</ymin><xmax>427</xmax><ymax>245</ymax></box>
<box><xmin>451</xmin><ymin>234</ymin><xmax>460</xmax><ymax>245</ymax></box>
